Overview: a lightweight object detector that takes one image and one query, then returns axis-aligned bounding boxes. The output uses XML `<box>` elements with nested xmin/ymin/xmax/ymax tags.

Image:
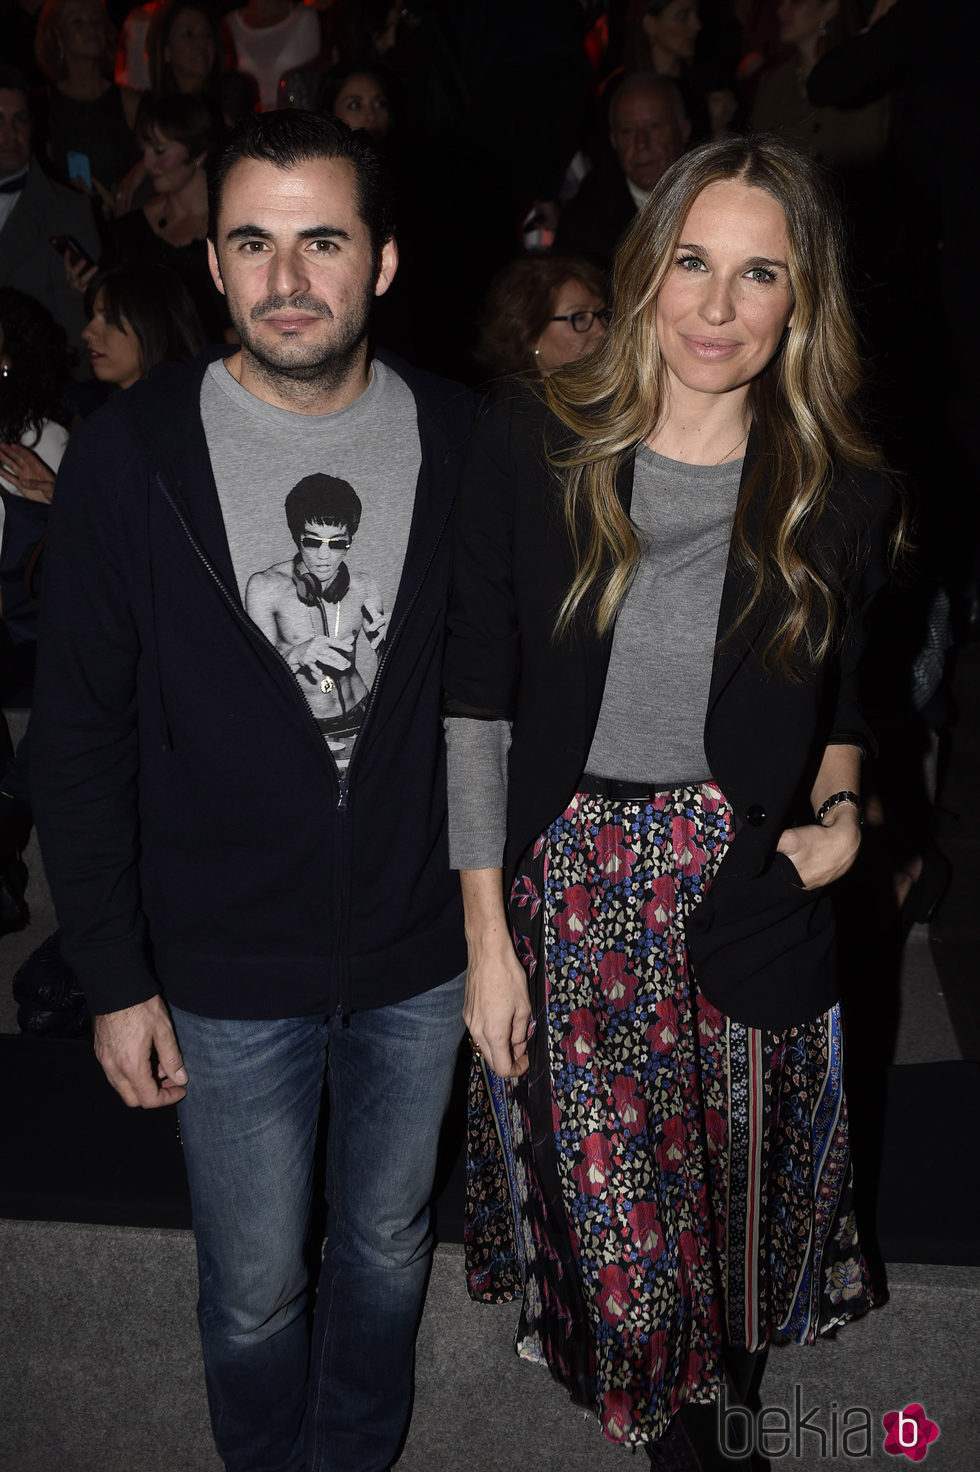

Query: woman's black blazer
<box><xmin>444</xmin><ymin>390</ymin><xmax>897</xmax><ymax>1029</ymax></box>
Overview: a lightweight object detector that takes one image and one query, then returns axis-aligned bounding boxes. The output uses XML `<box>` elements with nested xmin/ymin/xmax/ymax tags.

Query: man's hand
<box><xmin>93</xmin><ymin>995</ymin><xmax>188</xmax><ymax>1108</ymax></box>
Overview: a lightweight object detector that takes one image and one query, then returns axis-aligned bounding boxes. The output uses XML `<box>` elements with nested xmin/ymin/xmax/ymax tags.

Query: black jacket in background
<box><xmin>32</xmin><ymin>349</ymin><xmax>476</xmax><ymax>1020</ymax></box>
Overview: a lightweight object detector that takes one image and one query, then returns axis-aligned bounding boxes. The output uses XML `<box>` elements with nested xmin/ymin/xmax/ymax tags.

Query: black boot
<box><xmin>645</xmin><ymin>1414</ymin><xmax>703</xmax><ymax>1470</ymax></box>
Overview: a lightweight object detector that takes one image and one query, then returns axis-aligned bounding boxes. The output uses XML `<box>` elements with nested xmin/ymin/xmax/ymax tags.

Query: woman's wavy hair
<box><xmin>146</xmin><ymin>0</ymin><xmax>223</xmax><ymax>98</ymax></box>
<box><xmin>35</xmin><ymin>0</ymin><xmax>116</xmax><ymax>84</ymax></box>
<box><xmin>475</xmin><ymin>255</ymin><xmax>608</xmax><ymax>382</ymax></box>
<box><xmin>0</xmin><ymin>288</ymin><xmax>71</xmax><ymax>444</ymax></box>
<box><xmin>545</xmin><ymin>134</ymin><xmax>889</xmax><ymax>677</ymax></box>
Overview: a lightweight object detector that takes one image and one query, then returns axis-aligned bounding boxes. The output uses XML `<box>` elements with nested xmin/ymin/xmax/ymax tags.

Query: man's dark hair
<box><xmin>207</xmin><ymin>110</ymin><xmax>395</xmax><ymax>265</ymax></box>
<box><xmin>285</xmin><ymin>474</ymin><xmax>363</xmax><ymax>544</ymax></box>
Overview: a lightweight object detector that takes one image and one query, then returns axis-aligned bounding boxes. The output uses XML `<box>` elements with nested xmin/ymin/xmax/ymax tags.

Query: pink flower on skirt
<box><xmin>597</xmin><ymin>1264</ymin><xmax>633</xmax><ymax>1325</ymax></box>
<box><xmin>556</xmin><ymin>883</ymin><xmax>592</xmax><ymax>942</ymax></box>
<box><xmin>671</xmin><ymin>814</ymin><xmax>708</xmax><ymax>872</ymax></box>
<box><xmin>572</xmin><ymin>1131</ymin><xmax>612</xmax><ymax>1196</ymax></box>
<box><xmin>611</xmin><ymin>1073</ymin><xmax>647</xmax><ymax>1135</ymax></box>
<box><xmin>646</xmin><ymin>997</ymin><xmax>680</xmax><ymax>1053</ymax></box>
<box><xmin>594</xmin><ymin>823</ymin><xmax>637</xmax><ymax>881</ymax></box>
<box><xmin>642</xmin><ymin>874</ymin><xmax>676</xmax><ymax>933</ymax></box>
<box><xmin>704</xmin><ymin>1107</ymin><xmax>726</xmax><ymax>1149</ymax></box>
<box><xmin>598</xmin><ymin>951</ymin><xmax>637</xmax><ymax>1011</ymax></box>
<box><xmin>602</xmin><ymin>1387</ymin><xmax>635</xmax><ymax>1441</ymax></box>
<box><xmin>627</xmin><ymin>1201</ymin><xmax>665</xmax><ymax>1261</ymax></box>
<box><xmin>656</xmin><ymin>1114</ymin><xmax>686</xmax><ymax>1171</ymax></box>
<box><xmin>560</xmin><ymin>1007</ymin><xmax>597</xmax><ymax>1068</ymax></box>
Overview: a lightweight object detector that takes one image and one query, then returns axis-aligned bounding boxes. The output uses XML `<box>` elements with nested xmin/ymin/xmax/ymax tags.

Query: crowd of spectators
<box><xmin>0</xmin><ymin>0</ymin><xmax>974</xmax><ymax>920</ymax></box>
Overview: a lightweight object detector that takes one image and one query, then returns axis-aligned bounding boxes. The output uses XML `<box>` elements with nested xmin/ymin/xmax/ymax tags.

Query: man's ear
<box><xmin>207</xmin><ymin>238</ymin><xmax>226</xmax><ymax>297</ymax></box>
<box><xmin>374</xmin><ymin>236</ymin><xmax>398</xmax><ymax>299</ymax></box>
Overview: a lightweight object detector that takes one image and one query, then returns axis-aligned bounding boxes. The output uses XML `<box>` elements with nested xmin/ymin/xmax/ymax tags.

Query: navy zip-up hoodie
<box><xmin>31</xmin><ymin>350</ymin><xmax>476</xmax><ymax>1020</ymax></box>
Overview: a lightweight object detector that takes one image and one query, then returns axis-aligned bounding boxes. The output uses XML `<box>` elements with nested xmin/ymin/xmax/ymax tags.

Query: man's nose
<box><xmin>633</xmin><ymin>126</ymin><xmax>652</xmax><ymax>152</ymax></box>
<box><xmin>268</xmin><ymin>247</ymin><xmax>311</xmax><ymax>297</ymax></box>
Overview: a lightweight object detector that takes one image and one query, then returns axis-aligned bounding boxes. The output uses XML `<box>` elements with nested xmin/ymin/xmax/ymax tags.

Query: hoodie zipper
<box><xmin>157</xmin><ymin>472</ymin><xmax>455</xmax><ymax>1016</ymax></box>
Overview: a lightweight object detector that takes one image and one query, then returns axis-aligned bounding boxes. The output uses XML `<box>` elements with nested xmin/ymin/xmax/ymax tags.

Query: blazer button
<box><xmin>745</xmin><ymin>804</ymin><xmax>767</xmax><ymax>826</ymax></box>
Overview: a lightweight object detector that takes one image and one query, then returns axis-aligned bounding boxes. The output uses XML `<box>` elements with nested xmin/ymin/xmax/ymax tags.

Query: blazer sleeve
<box><xmin>827</xmin><ymin>467</ymin><xmax>900</xmax><ymax>755</ymax></box>
<box><xmin>444</xmin><ymin>393</ymin><xmax>524</xmax><ymax>721</ymax></box>
<box><xmin>30</xmin><ymin>412</ymin><xmax>160</xmax><ymax>1016</ymax></box>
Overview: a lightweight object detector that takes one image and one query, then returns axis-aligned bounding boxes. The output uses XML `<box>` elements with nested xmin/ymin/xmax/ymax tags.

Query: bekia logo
<box><xmin>882</xmin><ymin>1403</ymin><xmax>940</xmax><ymax>1461</ymax></box>
<box><xmin>713</xmin><ymin>1387</ymin><xmax>941</xmax><ymax>1461</ymax></box>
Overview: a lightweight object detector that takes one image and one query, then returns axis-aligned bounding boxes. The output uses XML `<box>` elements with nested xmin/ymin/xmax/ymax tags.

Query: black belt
<box><xmin>579</xmin><ymin>772</ymin><xmax>683</xmax><ymax>801</ymax></box>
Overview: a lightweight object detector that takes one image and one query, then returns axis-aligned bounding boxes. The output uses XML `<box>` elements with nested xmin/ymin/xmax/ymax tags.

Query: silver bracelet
<box><xmin>815</xmin><ymin>790</ymin><xmax>863</xmax><ymax>828</ymax></box>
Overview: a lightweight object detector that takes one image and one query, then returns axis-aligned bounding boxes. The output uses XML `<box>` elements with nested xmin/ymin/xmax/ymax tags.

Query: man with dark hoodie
<box><xmin>31</xmin><ymin>110</ymin><xmax>476</xmax><ymax>1472</ymax></box>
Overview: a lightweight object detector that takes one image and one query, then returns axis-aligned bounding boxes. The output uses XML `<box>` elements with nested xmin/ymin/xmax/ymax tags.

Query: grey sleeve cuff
<box><xmin>444</xmin><ymin>716</ymin><xmax>511</xmax><ymax>870</ymax></box>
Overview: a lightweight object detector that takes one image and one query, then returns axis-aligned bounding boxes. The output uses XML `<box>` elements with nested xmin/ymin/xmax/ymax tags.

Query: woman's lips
<box><xmin>680</xmin><ymin>334</ymin><xmax>742</xmax><ymax>359</ymax></box>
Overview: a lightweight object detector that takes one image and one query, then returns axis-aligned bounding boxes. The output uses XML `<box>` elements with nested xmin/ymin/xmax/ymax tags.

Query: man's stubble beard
<box><xmin>229</xmin><ymin>283</ymin><xmax>375</xmax><ymax>397</ymax></box>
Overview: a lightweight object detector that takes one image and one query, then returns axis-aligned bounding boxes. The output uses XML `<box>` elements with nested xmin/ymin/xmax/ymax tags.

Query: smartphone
<box><xmin>49</xmin><ymin>235</ymin><xmax>95</xmax><ymax>270</ymax></box>
<box><xmin>66</xmin><ymin>151</ymin><xmax>92</xmax><ymax>190</ymax></box>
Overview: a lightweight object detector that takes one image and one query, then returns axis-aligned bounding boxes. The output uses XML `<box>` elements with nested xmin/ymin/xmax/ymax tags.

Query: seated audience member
<box><xmin>0</xmin><ymin>286</ymin><xmax>70</xmax><ymax>501</ymax></box>
<box><xmin>554</xmin><ymin>73</ymin><xmax>689</xmax><ymax>268</ymax></box>
<box><xmin>146</xmin><ymin>0</ymin><xmax>224</xmax><ymax>100</ymax></box>
<box><xmin>0</xmin><ymin>67</ymin><xmax>101</xmax><ymax>367</ymax></box>
<box><xmin>81</xmin><ymin>260</ymin><xmax>205</xmax><ymax>392</ymax></box>
<box><xmin>33</xmin><ymin>0</ymin><xmax>140</xmax><ymax>200</ymax></box>
<box><xmin>623</xmin><ymin>0</ymin><xmax>734</xmax><ymax>139</ymax></box>
<box><xmin>69</xmin><ymin>93</ymin><xmax>228</xmax><ymax>340</ymax></box>
<box><xmin>323</xmin><ymin>62</ymin><xmax>392</xmax><ymax>148</ymax></box>
<box><xmin>224</xmin><ymin>0</ymin><xmax>320</xmax><ymax>111</ymax></box>
<box><xmin>751</xmin><ymin>0</ymin><xmax>891</xmax><ymax>170</ymax></box>
<box><xmin>474</xmin><ymin>255</ymin><xmax>609</xmax><ymax>381</ymax></box>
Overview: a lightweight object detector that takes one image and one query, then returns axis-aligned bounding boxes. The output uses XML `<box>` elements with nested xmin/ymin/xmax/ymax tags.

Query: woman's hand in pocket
<box><xmin>776</xmin><ymin>805</ymin><xmax>861</xmax><ymax>889</ymax></box>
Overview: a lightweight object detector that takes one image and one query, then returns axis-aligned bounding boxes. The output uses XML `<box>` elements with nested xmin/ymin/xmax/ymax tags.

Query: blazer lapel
<box><xmin>707</xmin><ymin>427</ymin><xmax>771</xmax><ymax>714</ymax></box>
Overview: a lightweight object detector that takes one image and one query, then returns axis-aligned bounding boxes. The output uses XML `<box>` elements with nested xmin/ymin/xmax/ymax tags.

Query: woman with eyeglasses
<box><xmin>445</xmin><ymin>136</ymin><xmax>902</xmax><ymax>1469</ymax></box>
<box><xmin>474</xmin><ymin>255</ymin><xmax>609</xmax><ymax>382</ymax></box>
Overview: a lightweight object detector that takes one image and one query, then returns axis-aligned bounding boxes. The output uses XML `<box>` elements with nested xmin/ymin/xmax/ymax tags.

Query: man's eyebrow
<box><xmin>223</xmin><ymin>224</ymin><xmax>353</xmax><ymax>243</ymax></box>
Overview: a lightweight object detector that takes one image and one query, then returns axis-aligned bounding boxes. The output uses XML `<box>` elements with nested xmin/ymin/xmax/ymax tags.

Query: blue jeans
<box><xmin>172</xmin><ymin>973</ymin><xmax>466</xmax><ymax>1472</ymax></box>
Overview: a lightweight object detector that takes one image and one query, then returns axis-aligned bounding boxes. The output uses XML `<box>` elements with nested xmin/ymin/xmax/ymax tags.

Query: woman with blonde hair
<box><xmin>445</xmin><ymin>135</ymin><xmax>899</xmax><ymax>1469</ymax></box>
<box><xmin>34</xmin><ymin>0</ymin><xmax>139</xmax><ymax>197</ymax></box>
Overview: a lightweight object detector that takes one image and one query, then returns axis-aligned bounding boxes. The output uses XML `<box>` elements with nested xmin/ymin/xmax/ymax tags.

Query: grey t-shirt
<box><xmin>201</xmin><ymin>357</ymin><xmax>421</xmax><ymax>774</ymax></box>
<box><xmin>584</xmin><ymin>445</ymin><xmax>742</xmax><ymax>784</ymax></box>
<box><xmin>446</xmin><ymin>446</ymin><xmax>743</xmax><ymax>868</ymax></box>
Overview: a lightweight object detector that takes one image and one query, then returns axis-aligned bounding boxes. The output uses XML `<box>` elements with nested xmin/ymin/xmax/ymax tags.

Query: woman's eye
<box><xmin>746</xmin><ymin>266</ymin><xmax>777</xmax><ymax>284</ymax></box>
<box><xmin>676</xmin><ymin>254</ymin><xmax>705</xmax><ymax>272</ymax></box>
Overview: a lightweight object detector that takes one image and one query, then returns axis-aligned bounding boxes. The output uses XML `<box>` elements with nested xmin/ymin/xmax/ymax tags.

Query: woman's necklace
<box><xmin>714</xmin><ymin>429</ymin><xmax>749</xmax><ymax>465</ymax></box>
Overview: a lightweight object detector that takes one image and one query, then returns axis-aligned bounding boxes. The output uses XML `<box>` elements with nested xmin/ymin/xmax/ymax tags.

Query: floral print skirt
<box><xmin>464</xmin><ymin>783</ymin><xmax>873</xmax><ymax>1448</ymax></box>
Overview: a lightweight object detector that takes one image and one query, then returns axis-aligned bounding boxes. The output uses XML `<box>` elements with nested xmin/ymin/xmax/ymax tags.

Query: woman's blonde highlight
<box><xmin>542</xmin><ymin>135</ymin><xmax>893</xmax><ymax>675</ymax></box>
